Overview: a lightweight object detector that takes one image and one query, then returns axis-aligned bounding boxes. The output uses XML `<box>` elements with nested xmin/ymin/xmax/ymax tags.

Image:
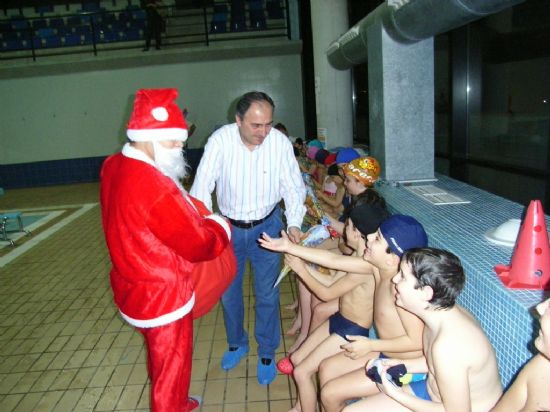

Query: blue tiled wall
<box><xmin>377</xmin><ymin>174</ymin><xmax>550</xmax><ymax>388</ymax></box>
<box><xmin>0</xmin><ymin>148</ymin><xmax>204</xmax><ymax>189</ymax></box>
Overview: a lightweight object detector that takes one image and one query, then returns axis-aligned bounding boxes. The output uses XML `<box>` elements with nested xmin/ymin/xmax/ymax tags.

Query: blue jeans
<box><xmin>221</xmin><ymin>207</ymin><xmax>284</xmax><ymax>359</ymax></box>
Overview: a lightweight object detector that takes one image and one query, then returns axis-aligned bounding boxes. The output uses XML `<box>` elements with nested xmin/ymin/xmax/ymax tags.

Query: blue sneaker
<box><xmin>257</xmin><ymin>357</ymin><xmax>277</xmax><ymax>385</ymax></box>
<box><xmin>221</xmin><ymin>346</ymin><xmax>249</xmax><ymax>370</ymax></box>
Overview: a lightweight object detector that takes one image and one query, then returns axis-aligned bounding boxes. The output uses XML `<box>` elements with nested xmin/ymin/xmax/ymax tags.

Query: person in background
<box><xmin>491</xmin><ymin>297</ymin><xmax>550</xmax><ymax>411</ymax></box>
<box><xmin>190</xmin><ymin>91</ymin><xmax>306</xmax><ymax>385</ymax></box>
<box><xmin>100</xmin><ymin>88</ymin><xmax>232</xmax><ymax>411</ymax></box>
<box><xmin>143</xmin><ymin>0</ymin><xmax>164</xmax><ymax>51</ymax></box>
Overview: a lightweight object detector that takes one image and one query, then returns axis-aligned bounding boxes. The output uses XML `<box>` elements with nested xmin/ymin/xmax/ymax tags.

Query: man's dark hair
<box><xmin>401</xmin><ymin>248</ymin><xmax>465</xmax><ymax>309</ymax></box>
<box><xmin>236</xmin><ymin>91</ymin><xmax>275</xmax><ymax>120</ymax></box>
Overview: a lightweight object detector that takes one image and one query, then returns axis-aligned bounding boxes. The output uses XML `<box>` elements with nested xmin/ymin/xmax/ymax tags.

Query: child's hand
<box><xmin>341</xmin><ymin>335</ymin><xmax>372</xmax><ymax>359</ymax></box>
<box><xmin>376</xmin><ymin>363</ymin><xmax>403</xmax><ymax>397</ymax></box>
<box><xmin>259</xmin><ymin>231</ymin><xmax>292</xmax><ymax>252</ymax></box>
<box><xmin>284</xmin><ymin>254</ymin><xmax>306</xmax><ymax>275</ymax></box>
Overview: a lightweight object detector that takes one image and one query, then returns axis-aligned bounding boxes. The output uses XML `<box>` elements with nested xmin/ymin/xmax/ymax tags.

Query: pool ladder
<box><xmin>1</xmin><ymin>212</ymin><xmax>31</xmax><ymax>247</ymax></box>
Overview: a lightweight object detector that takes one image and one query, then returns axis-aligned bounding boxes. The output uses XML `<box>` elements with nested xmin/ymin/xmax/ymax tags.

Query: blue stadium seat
<box><xmin>211</xmin><ymin>9</ymin><xmax>228</xmax><ymax>33</ymax></box>
<box><xmin>32</xmin><ymin>19</ymin><xmax>48</xmax><ymax>30</ymax></box>
<box><xmin>49</xmin><ymin>18</ymin><xmax>65</xmax><ymax>29</ymax></box>
<box><xmin>10</xmin><ymin>17</ymin><xmax>30</xmax><ymax>30</ymax></box>
<box><xmin>43</xmin><ymin>35</ymin><xmax>62</xmax><ymax>48</ymax></box>
<box><xmin>36</xmin><ymin>27</ymin><xmax>56</xmax><ymax>38</ymax></box>
<box><xmin>120</xmin><ymin>27</ymin><xmax>142</xmax><ymax>41</ymax></box>
<box><xmin>230</xmin><ymin>0</ymin><xmax>247</xmax><ymax>32</ymax></box>
<box><xmin>2</xmin><ymin>38</ymin><xmax>26</xmax><ymax>51</ymax></box>
<box><xmin>63</xmin><ymin>32</ymin><xmax>82</xmax><ymax>46</ymax></box>
<box><xmin>67</xmin><ymin>16</ymin><xmax>82</xmax><ymax>26</ymax></box>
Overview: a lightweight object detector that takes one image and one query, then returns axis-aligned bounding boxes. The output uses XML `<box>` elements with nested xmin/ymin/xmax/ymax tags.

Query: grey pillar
<box><xmin>367</xmin><ymin>20</ymin><xmax>435</xmax><ymax>182</ymax></box>
<box><xmin>310</xmin><ymin>0</ymin><xmax>353</xmax><ymax>149</ymax></box>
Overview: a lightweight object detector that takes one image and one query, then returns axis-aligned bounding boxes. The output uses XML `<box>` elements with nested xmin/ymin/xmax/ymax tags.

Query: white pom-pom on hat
<box><xmin>127</xmin><ymin>88</ymin><xmax>188</xmax><ymax>142</ymax></box>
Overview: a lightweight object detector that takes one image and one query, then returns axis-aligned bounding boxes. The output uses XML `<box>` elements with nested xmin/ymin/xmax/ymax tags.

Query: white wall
<box><xmin>0</xmin><ymin>48</ymin><xmax>305</xmax><ymax>164</ymax></box>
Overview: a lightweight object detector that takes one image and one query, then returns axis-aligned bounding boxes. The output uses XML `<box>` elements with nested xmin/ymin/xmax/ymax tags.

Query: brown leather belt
<box><xmin>226</xmin><ymin>207</ymin><xmax>277</xmax><ymax>229</ymax></box>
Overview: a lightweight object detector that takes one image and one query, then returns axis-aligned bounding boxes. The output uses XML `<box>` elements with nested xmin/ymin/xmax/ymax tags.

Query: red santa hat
<box><xmin>127</xmin><ymin>88</ymin><xmax>188</xmax><ymax>142</ymax></box>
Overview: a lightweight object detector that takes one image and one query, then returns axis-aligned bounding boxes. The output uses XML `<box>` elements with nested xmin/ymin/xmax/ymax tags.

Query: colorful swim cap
<box><xmin>307</xmin><ymin>145</ymin><xmax>320</xmax><ymax>159</ymax></box>
<box><xmin>315</xmin><ymin>149</ymin><xmax>330</xmax><ymax>165</ymax></box>
<box><xmin>308</xmin><ymin>139</ymin><xmax>324</xmax><ymax>149</ymax></box>
<box><xmin>336</xmin><ymin>148</ymin><xmax>360</xmax><ymax>165</ymax></box>
<box><xmin>343</xmin><ymin>156</ymin><xmax>381</xmax><ymax>187</ymax></box>
<box><xmin>379</xmin><ymin>215</ymin><xmax>428</xmax><ymax>257</ymax></box>
<box><xmin>324</xmin><ymin>152</ymin><xmax>337</xmax><ymax>166</ymax></box>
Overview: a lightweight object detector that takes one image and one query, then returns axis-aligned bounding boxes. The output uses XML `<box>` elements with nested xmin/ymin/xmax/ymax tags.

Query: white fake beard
<box><xmin>152</xmin><ymin>141</ymin><xmax>189</xmax><ymax>190</ymax></box>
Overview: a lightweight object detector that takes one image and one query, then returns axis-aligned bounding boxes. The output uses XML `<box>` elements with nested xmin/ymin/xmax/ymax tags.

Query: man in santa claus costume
<box><xmin>100</xmin><ymin>88</ymin><xmax>233</xmax><ymax>412</ymax></box>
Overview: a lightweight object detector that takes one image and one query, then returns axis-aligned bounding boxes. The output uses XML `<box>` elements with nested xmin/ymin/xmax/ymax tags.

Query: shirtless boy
<box><xmin>344</xmin><ymin>248</ymin><xmax>502</xmax><ymax>412</ymax></box>
<box><xmin>491</xmin><ymin>297</ymin><xmax>550</xmax><ymax>412</ymax></box>
<box><xmin>260</xmin><ymin>214</ymin><xmax>428</xmax><ymax>412</ymax></box>
<box><xmin>319</xmin><ymin>216</ymin><xmax>430</xmax><ymax>412</ymax></box>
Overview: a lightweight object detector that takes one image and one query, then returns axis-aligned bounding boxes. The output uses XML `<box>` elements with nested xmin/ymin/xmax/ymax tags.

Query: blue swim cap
<box><xmin>379</xmin><ymin>215</ymin><xmax>428</xmax><ymax>257</ymax></box>
<box><xmin>336</xmin><ymin>148</ymin><xmax>360</xmax><ymax>165</ymax></box>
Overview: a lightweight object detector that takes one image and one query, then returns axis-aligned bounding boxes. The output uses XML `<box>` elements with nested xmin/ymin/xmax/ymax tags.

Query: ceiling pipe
<box><xmin>327</xmin><ymin>0</ymin><xmax>526</xmax><ymax>70</ymax></box>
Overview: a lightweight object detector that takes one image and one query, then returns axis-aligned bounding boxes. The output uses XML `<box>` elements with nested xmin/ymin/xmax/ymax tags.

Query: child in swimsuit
<box><xmin>345</xmin><ymin>248</ymin><xmax>503</xmax><ymax>411</ymax></box>
<box><xmin>491</xmin><ymin>297</ymin><xmax>550</xmax><ymax>412</ymax></box>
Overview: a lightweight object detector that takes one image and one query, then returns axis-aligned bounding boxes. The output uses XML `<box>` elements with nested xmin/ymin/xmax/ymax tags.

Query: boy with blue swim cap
<box><xmin>260</xmin><ymin>214</ymin><xmax>428</xmax><ymax>412</ymax></box>
<box><xmin>349</xmin><ymin>248</ymin><xmax>503</xmax><ymax>411</ymax></box>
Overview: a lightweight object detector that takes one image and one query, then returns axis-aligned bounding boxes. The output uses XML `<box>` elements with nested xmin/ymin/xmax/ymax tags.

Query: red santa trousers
<box><xmin>139</xmin><ymin>314</ymin><xmax>197</xmax><ymax>412</ymax></box>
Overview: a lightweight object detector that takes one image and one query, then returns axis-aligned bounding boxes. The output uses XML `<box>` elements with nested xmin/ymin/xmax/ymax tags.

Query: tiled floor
<box><xmin>0</xmin><ymin>183</ymin><xmax>299</xmax><ymax>411</ymax></box>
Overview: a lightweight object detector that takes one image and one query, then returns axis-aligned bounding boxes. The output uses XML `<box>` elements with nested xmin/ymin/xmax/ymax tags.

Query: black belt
<box><xmin>226</xmin><ymin>207</ymin><xmax>277</xmax><ymax>229</ymax></box>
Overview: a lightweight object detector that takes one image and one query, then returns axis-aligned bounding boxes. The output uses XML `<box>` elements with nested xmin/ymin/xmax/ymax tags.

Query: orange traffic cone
<box><xmin>494</xmin><ymin>200</ymin><xmax>550</xmax><ymax>290</ymax></box>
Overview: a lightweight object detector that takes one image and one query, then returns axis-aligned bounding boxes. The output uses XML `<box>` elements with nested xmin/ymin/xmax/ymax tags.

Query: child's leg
<box><xmin>310</xmin><ymin>297</ymin><xmax>338</xmax><ymax>332</ymax></box>
<box><xmin>290</xmin><ymin>318</ymin><xmax>330</xmax><ymax>365</ymax></box>
<box><xmin>318</xmin><ymin>351</ymin><xmax>374</xmax><ymax>386</ymax></box>
<box><xmin>320</xmin><ymin>365</ymin><xmax>380</xmax><ymax>412</ymax></box>
<box><xmin>293</xmin><ymin>333</ymin><xmax>348</xmax><ymax>412</ymax></box>
<box><xmin>342</xmin><ymin>392</ymin><xmax>411</xmax><ymax>412</ymax></box>
<box><xmin>288</xmin><ymin>280</ymin><xmax>312</xmax><ymax>352</ymax></box>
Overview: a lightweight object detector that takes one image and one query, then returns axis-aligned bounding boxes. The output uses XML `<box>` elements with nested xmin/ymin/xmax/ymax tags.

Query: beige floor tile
<box><xmin>223</xmin><ymin>377</ymin><xmax>246</xmax><ymax>404</ymax></box>
<box><xmin>51</xmin><ymin>388</ymin><xmax>85</xmax><ymax>412</ymax></box>
<box><xmin>247</xmin><ymin>379</ymin><xmax>269</xmax><ymax>402</ymax></box>
<box><xmin>49</xmin><ymin>368</ymin><xmax>78</xmax><ymax>391</ymax></box>
<box><xmin>9</xmin><ymin>370</ymin><xmax>42</xmax><ymax>393</ymax></box>
<box><xmin>116</xmin><ymin>384</ymin><xmax>144</xmax><ymax>410</ymax></box>
<box><xmin>32</xmin><ymin>390</ymin><xmax>64</xmax><ymax>412</ymax></box>
<box><xmin>30</xmin><ymin>370</ymin><xmax>61</xmax><ymax>392</ymax></box>
<box><xmin>0</xmin><ymin>393</ymin><xmax>24</xmax><ymax>412</ymax></box>
<box><xmin>126</xmin><ymin>363</ymin><xmax>148</xmax><ymax>386</ymax></box>
<box><xmin>94</xmin><ymin>385</ymin><xmax>123</xmax><ymax>411</ymax></box>
<box><xmin>12</xmin><ymin>392</ymin><xmax>43</xmax><ymax>412</ymax></box>
<box><xmin>72</xmin><ymin>387</ymin><xmax>104</xmax><ymax>411</ymax></box>
<box><xmin>202</xmin><ymin>380</ymin><xmax>226</xmax><ymax>405</ymax></box>
<box><xmin>108</xmin><ymin>364</ymin><xmax>133</xmax><ymax>386</ymax></box>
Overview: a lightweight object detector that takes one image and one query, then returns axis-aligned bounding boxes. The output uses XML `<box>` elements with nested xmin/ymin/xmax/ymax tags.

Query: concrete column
<box><xmin>366</xmin><ymin>19</ymin><xmax>435</xmax><ymax>182</ymax></box>
<box><xmin>310</xmin><ymin>0</ymin><xmax>352</xmax><ymax>149</ymax></box>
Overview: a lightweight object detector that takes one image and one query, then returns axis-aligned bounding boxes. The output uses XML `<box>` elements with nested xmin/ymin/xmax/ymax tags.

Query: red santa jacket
<box><xmin>100</xmin><ymin>147</ymin><xmax>231</xmax><ymax>328</ymax></box>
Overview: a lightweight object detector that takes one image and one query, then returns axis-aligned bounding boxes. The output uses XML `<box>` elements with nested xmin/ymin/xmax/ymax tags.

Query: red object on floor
<box><xmin>495</xmin><ymin>199</ymin><xmax>550</xmax><ymax>290</ymax></box>
<box><xmin>277</xmin><ymin>357</ymin><xmax>294</xmax><ymax>375</ymax></box>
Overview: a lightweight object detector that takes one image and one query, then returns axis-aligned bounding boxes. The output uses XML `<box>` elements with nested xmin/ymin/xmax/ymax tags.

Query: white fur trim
<box><xmin>121</xmin><ymin>143</ymin><xmax>156</xmax><ymax>166</ymax></box>
<box><xmin>119</xmin><ymin>293</ymin><xmax>195</xmax><ymax>328</ymax></box>
<box><xmin>206</xmin><ymin>214</ymin><xmax>232</xmax><ymax>241</ymax></box>
<box><xmin>127</xmin><ymin>128</ymin><xmax>188</xmax><ymax>142</ymax></box>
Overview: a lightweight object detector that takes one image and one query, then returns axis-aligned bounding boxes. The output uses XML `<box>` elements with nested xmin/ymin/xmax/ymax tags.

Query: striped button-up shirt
<box><xmin>190</xmin><ymin>123</ymin><xmax>306</xmax><ymax>229</ymax></box>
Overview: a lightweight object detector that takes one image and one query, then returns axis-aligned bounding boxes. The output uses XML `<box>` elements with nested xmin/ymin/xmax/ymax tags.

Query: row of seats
<box><xmin>210</xmin><ymin>0</ymin><xmax>285</xmax><ymax>34</ymax></box>
<box><xmin>1</xmin><ymin>27</ymin><xmax>143</xmax><ymax>50</ymax></box>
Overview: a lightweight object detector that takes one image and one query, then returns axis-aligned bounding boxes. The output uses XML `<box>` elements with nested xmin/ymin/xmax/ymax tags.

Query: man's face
<box><xmin>535</xmin><ymin>298</ymin><xmax>550</xmax><ymax>359</ymax></box>
<box><xmin>236</xmin><ymin>101</ymin><xmax>273</xmax><ymax>149</ymax></box>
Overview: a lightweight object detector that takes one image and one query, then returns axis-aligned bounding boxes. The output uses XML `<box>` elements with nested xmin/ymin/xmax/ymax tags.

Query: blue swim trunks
<box><xmin>329</xmin><ymin>312</ymin><xmax>370</xmax><ymax>341</ymax></box>
<box><xmin>409</xmin><ymin>377</ymin><xmax>431</xmax><ymax>400</ymax></box>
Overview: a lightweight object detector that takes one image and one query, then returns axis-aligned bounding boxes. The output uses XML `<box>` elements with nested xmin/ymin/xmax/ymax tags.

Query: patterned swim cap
<box><xmin>343</xmin><ymin>156</ymin><xmax>381</xmax><ymax>186</ymax></box>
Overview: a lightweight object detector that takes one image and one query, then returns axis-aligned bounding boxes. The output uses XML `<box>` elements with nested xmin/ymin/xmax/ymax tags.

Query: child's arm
<box><xmin>306</xmin><ymin>265</ymin><xmax>347</xmax><ymax>287</ymax></box>
<box><xmin>342</xmin><ymin>305</ymin><xmax>424</xmax><ymax>359</ymax></box>
<box><xmin>490</xmin><ymin>357</ymin><xmax>532</xmax><ymax>411</ymax></box>
<box><xmin>316</xmin><ymin>186</ymin><xmax>345</xmax><ymax>209</ymax></box>
<box><xmin>285</xmin><ymin>254</ymin><xmax>367</xmax><ymax>302</ymax></box>
<box><xmin>259</xmin><ymin>231</ymin><xmax>373</xmax><ymax>274</ymax></box>
<box><xmin>377</xmin><ymin>343</ymin><xmax>470</xmax><ymax>412</ymax></box>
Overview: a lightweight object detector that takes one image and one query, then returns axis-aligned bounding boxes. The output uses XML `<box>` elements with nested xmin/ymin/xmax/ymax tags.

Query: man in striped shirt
<box><xmin>191</xmin><ymin>91</ymin><xmax>306</xmax><ymax>385</ymax></box>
